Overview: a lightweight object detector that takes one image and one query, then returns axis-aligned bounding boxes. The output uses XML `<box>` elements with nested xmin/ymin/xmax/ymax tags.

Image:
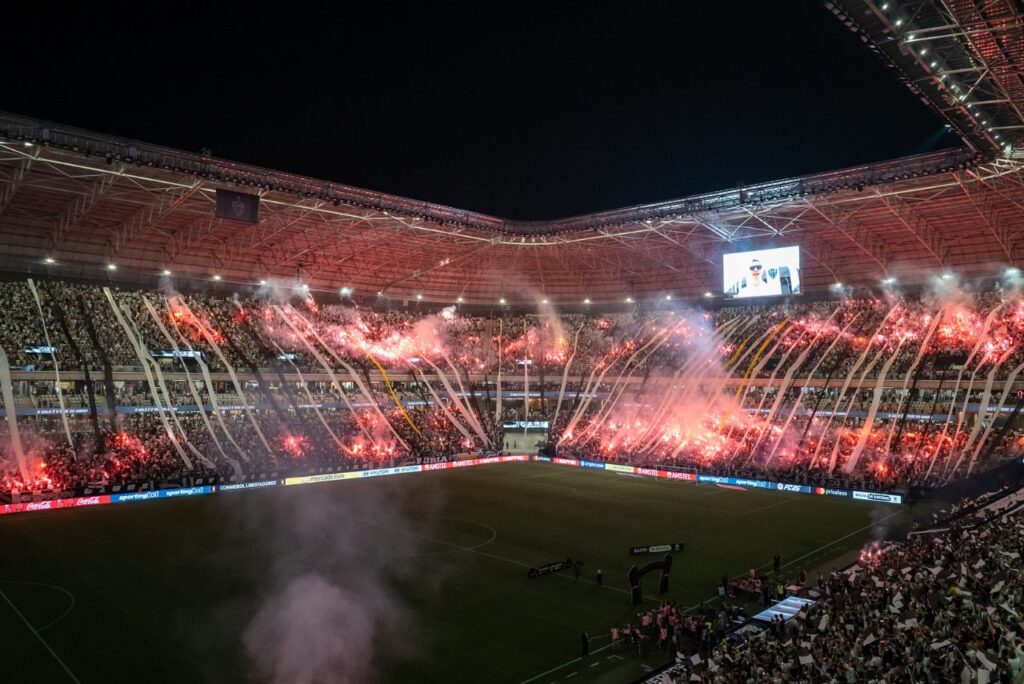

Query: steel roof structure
<box><xmin>0</xmin><ymin>0</ymin><xmax>1022</xmax><ymax>309</ymax></box>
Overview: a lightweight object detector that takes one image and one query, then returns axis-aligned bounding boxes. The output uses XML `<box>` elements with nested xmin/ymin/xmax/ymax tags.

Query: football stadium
<box><xmin>2</xmin><ymin>2</ymin><xmax>1024</xmax><ymax>682</ymax></box>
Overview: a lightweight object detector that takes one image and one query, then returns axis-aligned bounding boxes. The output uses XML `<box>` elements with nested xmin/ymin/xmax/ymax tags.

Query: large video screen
<box><xmin>723</xmin><ymin>246</ymin><xmax>800</xmax><ymax>298</ymax></box>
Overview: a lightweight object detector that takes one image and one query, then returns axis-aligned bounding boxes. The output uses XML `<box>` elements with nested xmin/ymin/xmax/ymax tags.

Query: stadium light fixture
<box><xmin>704</xmin><ymin>292</ymin><xmax>713</xmax><ymax>298</ymax></box>
<box><xmin>23</xmin><ymin>142</ymin><xmax>32</xmax><ymax>147</ymax></box>
<box><xmin>499</xmin><ymin>297</ymin><xmax>507</xmax><ymax>305</ymax></box>
<box><xmin>625</xmin><ymin>297</ymin><xmax>634</xmax><ymax>303</ymax></box>
<box><xmin>456</xmin><ymin>296</ymin><xmax>464</xmax><ymax>303</ymax></box>
<box><xmin>258</xmin><ymin>279</ymin><xmax>267</xmax><ymax>286</ymax></box>
<box><xmin>43</xmin><ymin>257</ymin><xmax>55</xmax><ymax>265</ymax></box>
<box><xmin>832</xmin><ymin>282</ymin><xmax>843</xmax><ymax>289</ymax></box>
<box><xmin>106</xmin><ymin>263</ymin><xmax>117</xmax><ymax>271</ymax></box>
<box><xmin>416</xmin><ymin>294</ymin><xmax>423</xmax><ymax>300</ymax></box>
<box><xmin>161</xmin><ymin>269</ymin><xmax>172</xmax><ymax>276</ymax></box>
<box><xmin>664</xmin><ymin>295</ymin><xmax>672</xmax><ymax>301</ymax></box>
<box><xmin>880</xmin><ymin>2</ymin><xmax>889</xmax><ymax>9</ymax></box>
<box><xmin>930</xmin><ymin>61</ymin><xmax>937</xmax><ymax>68</ymax></box>
<box><xmin>894</xmin><ymin>18</ymin><xmax>903</xmax><ymax>26</ymax></box>
<box><xmin>339</xmin><ymin>287</ymin><xmax>352</xmax><ymax>297</ymax></box>
<box><xmin>1005</xmin><ymin>268</ymin><xmax>1020</xmax><ymax>278</ymax></box>
<box><xmin>941</xmin><ymin>273</ymin><xmax>954</xmax><ymax>280</ymax></box>
<box><xmin>212</xmin><ymin>274</ymin><xmax>222</xmax><ymax>281</ymax></box>
<box><xmin>583</xmin><ymin>298</ymin><xmax>591</xmax><ymax>305</ymax></box>
<box><xmin>541</xmin><ymin>298</ymin><xmax>548</xmax><ymax>305</ymax></box>
<box><xmin>882</xmin><ymin>277</ymin><xmax>896</xmax><ymax>285</ymax></box>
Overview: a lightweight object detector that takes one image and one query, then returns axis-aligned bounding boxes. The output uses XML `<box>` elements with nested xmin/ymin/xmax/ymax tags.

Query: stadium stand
<box><xmin>0</xmin><ymin>280</ymin><xmax>1022</xmax><ymax>499</ymax></box>
<box><xmin>642</xmin><ymin>488</ymin><xmax>1024</xmax><ymax>683</ymax></box>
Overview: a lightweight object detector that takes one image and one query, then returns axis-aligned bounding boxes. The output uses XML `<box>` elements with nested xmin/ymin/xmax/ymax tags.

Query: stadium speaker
<box><xmin>778</xmin><ymin>266</ymin><xmax>792</xmax><ymax>295</ymax></box>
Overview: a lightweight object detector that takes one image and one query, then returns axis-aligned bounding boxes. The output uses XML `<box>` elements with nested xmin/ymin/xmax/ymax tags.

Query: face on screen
<box><xmin>723</xmin><ymin>247</ymin><xmax>800</xmax><ymax>298</ymax></box>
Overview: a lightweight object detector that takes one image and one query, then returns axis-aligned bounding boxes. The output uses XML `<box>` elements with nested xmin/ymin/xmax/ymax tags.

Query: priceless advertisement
<box><xmin>816</xmin><ymin>487</ymin><xmax>850</xmax><ymax>498</ymax></box>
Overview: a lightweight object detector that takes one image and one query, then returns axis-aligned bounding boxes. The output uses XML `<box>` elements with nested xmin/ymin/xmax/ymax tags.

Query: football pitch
<box><xmin>0</xmin><ymin>463</ymin><xmax>903</xmax><ymax>683</ymax></box>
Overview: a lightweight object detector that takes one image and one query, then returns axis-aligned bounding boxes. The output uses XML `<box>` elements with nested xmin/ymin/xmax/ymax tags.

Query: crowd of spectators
<box><xmin>649</xmin><ymin>493</ymin><xmax>1024</xmax><ymax>683</ymax></box>
<box><xmin>0</xmin><ymin>279</ymin><xmax>1023</xmax><ymax>495</ymax></box>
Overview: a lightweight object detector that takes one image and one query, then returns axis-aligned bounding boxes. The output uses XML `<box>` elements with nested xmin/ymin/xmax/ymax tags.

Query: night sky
<box><xmin>5</xmin><ymin>2</ymin><xmax>957</xmax><ymax>220</ymax></box>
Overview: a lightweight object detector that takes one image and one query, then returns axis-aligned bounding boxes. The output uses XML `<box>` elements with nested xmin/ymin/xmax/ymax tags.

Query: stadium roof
<box><xmin>0</xmin><ymin>1</ymin><xmax>1021</xmax><ymax>309</ymax></box>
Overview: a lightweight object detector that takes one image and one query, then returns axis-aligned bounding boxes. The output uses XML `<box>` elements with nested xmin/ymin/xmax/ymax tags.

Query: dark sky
<box><xmin>5</xmin><ymin>2</ymin><xmax>957</xmax><ymax>220</ymax></box>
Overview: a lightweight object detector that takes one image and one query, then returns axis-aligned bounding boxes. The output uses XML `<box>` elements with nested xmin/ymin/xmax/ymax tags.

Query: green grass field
<box><xmin>0</xmin><ymin>463</ymin><xmax>905</xmax><ymax>683</ymax></box>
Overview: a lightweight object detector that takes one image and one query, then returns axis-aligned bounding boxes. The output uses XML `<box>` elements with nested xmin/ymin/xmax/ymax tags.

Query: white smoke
<box><xmin>237</xmin><ymin>477</ymin><xmax>445</xmax><ymax>683</ymax></box>
<box><xmin>244</xmin><ymin>573</ymin><xmax>388</xmax><ymax>684</ymax></box>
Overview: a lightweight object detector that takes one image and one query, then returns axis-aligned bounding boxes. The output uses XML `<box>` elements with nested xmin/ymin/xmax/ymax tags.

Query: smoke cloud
<box><xmin>237</xmin><ymin>476</ymin><xmax>445</xmax><ymax>684</ymax></box>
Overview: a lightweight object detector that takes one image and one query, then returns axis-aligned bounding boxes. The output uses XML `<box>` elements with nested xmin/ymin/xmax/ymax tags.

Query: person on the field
<box><xmin>580</xmin><ymin>631</ymin><xmax>590</xmax><ymax>658</ymax></box>
<box><xmin>773</xmin><ymin>552</ymin><xmax>781</xmax><ymax>574</ymax></box>
<box><xmin>596</xmin><ymin>568</ymin><xmax>602</xmax><ymax>587</ymax></box>
<box><xmin>573</xmin><ymin>560</ymin><xmax>582</xmax><ymax>582</ymax></box>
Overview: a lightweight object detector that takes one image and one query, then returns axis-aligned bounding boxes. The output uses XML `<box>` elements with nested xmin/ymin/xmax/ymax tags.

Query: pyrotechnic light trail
<box><xmin>0</xmin><ymin>343</ymin><xmax>29</xmax><ymax>481</ymax></box>
<box><xmin>734</xmin><ymin>319</ymin><xmax>789</xmax><ymax>401</ymax></box>
<box><xmin>415</xmin><ymin>369</ymin><xmax>475</xmax><ymax>443</ymax></box>
<box><xmin>752</xmin><ymin>309</ymin><xmax>841</xmax><ymax>462</ymax></box>
<box><xmin>957</xmin><ymin>344</ymin><xmax>1014</xmax><ymax>477</ymax></box>
<box><xmin>366</xmin><ymin>352</ymin><xmax>422</xmax><ymax>437</ymax></box>
<box><xmin>559</xmin><ymin>322</ymin><xmax>648</xmax><ymax>445</ymax></box>
<box><xmin>926</xmin><ymin>305</ymin><xmax>1000</xmax><ymax>482</ymax></box>
<box><xmin>259</xmin><ymin>314</ymin><xmax>353</xmax><ymax>453</ymax></box>
<box><xmin>766</xmin><ymin>314</ymin><xmax>856</xmax><ymax>465</ymax></box>
<box><xmin>806</xmin><ymin>303</ymin><xmax>899</xmax><ymax>472</ymax></box>
<box><xmin>421</xmin><ymin>356</ymin><xmax>489</xmax><ymax>445</ymax></box>
<box><xmin>942</xmin><ymin>305</ymin><xmax>1006</xmax><ymax>480</ymax></box>
<box><xmin>165</xmin><ymin>298</ymin><xmax>250</xmax><ymax>467</ymax></box>
<box><xmin>966</xmin><ymin>349</ymin><xmax>1024</xmax><ymax>477</ymax></box>
<box><xmin>104</xmin><ymin>288</ymin><xmax>195</xmax><ymax>470</ymax></box>
<box><xmin>883</xmin><ymin>306</ymin><xmax>942</xmax><ymax>456</ymax></box>
<box><xmin>271</xmin><ymin>305</ymin><xmax>382</xmax><ymax>447</ymax></box>
<box><xmin>551</xmin><ymin>323</ymin><xmax>584</xmax><ymax>434</ymax></box>
<box><xmin>172</xmin><ymin>295</ymin><xmax>277</xmax><ymax>459</ymax></box>
<box><xmin>295</xmin><ymin>309</ymin><xmax>412</xmax><ymax>451</ymax></box>
<box><xmin>843</xmin><ymin>337</ymin><xmax>907</xmax><ymax>475</ymax></box>
<box><xmin>494</xmin><ymin>318</ymin><xmax>503</xmax><ymax>431</ymax></box>
<box><xmin>440</xmin><ymin>351</ymin><xmax>491</xmax><ymax>443</ymax></box>
<box><xmin>442</xmin><ymin>352</ymin><xmax>490</xmax><ymax>441</ymax></box>
<box><xmin>27</xmin><ymin>280</ymin><xmax>74</xmax><ymax>448</ymax></box>
<box><xmin>824</xmin><ymin>344</ymin><xmax>888</xmax><ymax>474</ymax></box>
<box><xmin>143</xmin><ymin>297</ymin><xmax>240</xmax><ymax>473</ymax></box>
<box><xmin>575</xmin><ymin>317</ymin><xmax>683</xmax><ymax>444</ymax></box>
<box><xmin>733</xmin><ymin>325</ymin><xmax>809</xmax><ymax>460</ymax></box>
<box><xmin>120</xmin><ymin>300</ymin><xmax>212</xmax><ymax>469</ymax></box>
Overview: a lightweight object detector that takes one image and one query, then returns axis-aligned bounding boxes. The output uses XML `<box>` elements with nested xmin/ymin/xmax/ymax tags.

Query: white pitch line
<box><xmin>0</xmin><ymin>587</ymin><xmax>80</xmax><ymax>683</ymax></box>
<box><xmin>518</xmin><ymin>644</ymin><xmax>614</xmax><ymax>684</ymax></box>
<box><xmin>0</xmin><ymin>581</ymin><xmax>77</xmax><ymax>632</ymax></box>
<box><xmin>354</xmin><ymin>517</ymin><xmax>660</xmax><ymax>601</ymax></box>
